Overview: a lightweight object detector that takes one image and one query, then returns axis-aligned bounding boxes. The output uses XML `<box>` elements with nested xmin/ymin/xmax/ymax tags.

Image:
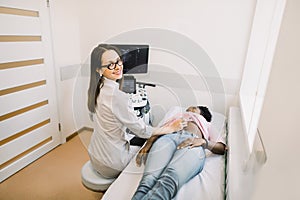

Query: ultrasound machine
<box><xmin>116</xmin><ymin>44</ymin><xmax>155</xmax><ymax>125</ymax></box>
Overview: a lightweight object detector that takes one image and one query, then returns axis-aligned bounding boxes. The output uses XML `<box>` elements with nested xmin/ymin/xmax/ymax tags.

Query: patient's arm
<box><xmin>207</xmin><ymin>141</ymin><xmax>227</xmax><ymax>155</ymax></box>
<box><xmin>136</xmin><ymin>118</ymin><xmax>186</xmax><ymax>166</ymax></box>
<box><xmin>136</xmin><ymin>135</ymin><xmax>161</xmax><ymax>166</ymax></box>
<box><xmin>177</xmin><ymin>121</ymin><xmax>227</xmax><ymax>155</ymax></box>
<box><xmin>178</xmin><ymin>138</ymin><xmax>227</xmax><ymax>155</ymax></box>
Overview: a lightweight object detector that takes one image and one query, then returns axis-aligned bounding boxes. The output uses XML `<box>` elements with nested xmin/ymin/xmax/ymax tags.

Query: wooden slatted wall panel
<box><xmin>0</xmin><ymin>1</ymin><xmax>60</xmax><ymax>182</ymax></box>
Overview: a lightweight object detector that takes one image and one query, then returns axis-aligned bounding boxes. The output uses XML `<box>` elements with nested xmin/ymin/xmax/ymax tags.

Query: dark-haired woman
<box><xmin>87</xmin><ymin>44</ymin><xmax>184</xmax><ymax>178</ymax></box>
<box><xmin>132</xmin><ymin>106</ymin><xmax>227</xmax><ymax>200</ymax></box>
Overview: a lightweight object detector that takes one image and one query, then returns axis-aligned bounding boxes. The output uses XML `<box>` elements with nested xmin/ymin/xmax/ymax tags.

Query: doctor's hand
<box><xmin>168</xmin><ymin>118</ymin><xmax>187</xmax><ymax>132</ymax></box>
<box><xmin>152</xmin><ymin>118</ymin><xmax>187</xmax><ymax>136</ymax></box>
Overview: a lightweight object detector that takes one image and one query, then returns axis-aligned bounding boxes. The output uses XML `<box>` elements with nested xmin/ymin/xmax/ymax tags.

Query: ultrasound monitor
<box><xmin>114</xmin><ymin>44</ymin><xmax>149</xmax><ymax>74</ymax></box>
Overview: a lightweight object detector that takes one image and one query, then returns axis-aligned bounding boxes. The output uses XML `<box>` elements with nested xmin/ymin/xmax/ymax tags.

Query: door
<box><xmin>0</xmin><ymin>0</ymin><xmax>60</xmax><ymax>182</ymax></box>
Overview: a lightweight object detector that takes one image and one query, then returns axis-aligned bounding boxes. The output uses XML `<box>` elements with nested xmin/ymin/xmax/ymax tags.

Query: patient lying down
<box><xmin>132</xmin><ymin>106</ymin><xmax>227</xmax><ymax>200</ymax></box>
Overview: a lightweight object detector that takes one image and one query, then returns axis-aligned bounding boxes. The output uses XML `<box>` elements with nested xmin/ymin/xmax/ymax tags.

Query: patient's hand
<box><xmin>136</xmin><ymin>145</ymin><xmax>149</xmax><ymax>167</ymax></box>
<box><xmin>177</xmin><ymin>138</ymin><xmax>207</xmax><ymax>149</ymax></box>
<box><xmin>136</xmin><ymin>135</ymin><xmax>159</xmax><ymax>167</ymax></box>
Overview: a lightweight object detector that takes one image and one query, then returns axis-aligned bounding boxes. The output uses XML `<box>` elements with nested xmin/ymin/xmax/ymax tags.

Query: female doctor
<box><xmin>87</xmin><ymin>44</ymin><xmax>185</xmax><ymax>179</ymax></box>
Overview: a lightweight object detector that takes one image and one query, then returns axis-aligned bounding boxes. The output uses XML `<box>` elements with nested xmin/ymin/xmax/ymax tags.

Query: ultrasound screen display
<box><xmin>121</xmin><ymin>76</ymin><xmax>136</xmax><ymax>93</ymax></box>
<box><xmin>114</xmin><ymin>44</ymin><xmax>149</xmax><ymax>74</ymax></box>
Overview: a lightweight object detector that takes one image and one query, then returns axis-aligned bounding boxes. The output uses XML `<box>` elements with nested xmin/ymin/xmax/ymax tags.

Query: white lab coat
<box><xmin>88</xmin><ymin>78</ymin><xmax>153</xmax><ymax>178</ymax></box>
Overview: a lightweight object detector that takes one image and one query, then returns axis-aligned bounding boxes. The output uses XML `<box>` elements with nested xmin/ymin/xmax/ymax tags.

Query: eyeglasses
<box><xmin>102</xmin><ymin>59</ymin><xmax>123</xmax><ymax>70</ymax></box>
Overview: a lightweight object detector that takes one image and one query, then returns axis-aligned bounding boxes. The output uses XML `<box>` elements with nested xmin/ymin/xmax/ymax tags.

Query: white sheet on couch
<box><xmin>102</xmin><ymin>108</ymin><xmax>226</xmax><ymax>200</ymax></box>
<box><xmin>102</xmin><ymin>151</ymin><xmax>225</xmax><ymax>200</ymax></box>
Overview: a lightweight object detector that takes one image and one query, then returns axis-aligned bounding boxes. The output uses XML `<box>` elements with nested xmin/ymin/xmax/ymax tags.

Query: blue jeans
<box><xmin>131</xmin><ymin>131</ymin><xmax>206</xmax><ymax>200</ymax></box>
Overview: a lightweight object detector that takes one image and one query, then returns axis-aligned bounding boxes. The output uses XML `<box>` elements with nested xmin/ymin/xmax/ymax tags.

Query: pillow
<box><xmin>209</xmin><ymin>111</ymin><xmax>226</xmax><ymax>144</ymax></box>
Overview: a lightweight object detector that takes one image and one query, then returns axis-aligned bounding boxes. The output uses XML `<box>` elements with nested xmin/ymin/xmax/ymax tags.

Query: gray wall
<box><xmin>255</xmin><ymin>0</ymin><xmax>300</xmax><ymax>199</ymax></box>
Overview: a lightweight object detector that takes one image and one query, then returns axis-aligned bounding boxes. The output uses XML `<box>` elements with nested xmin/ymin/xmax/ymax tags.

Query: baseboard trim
<box><xmin>66</xmin><ymin>127</ymin><xmax>94</xmax><ymax>142</ymax></box>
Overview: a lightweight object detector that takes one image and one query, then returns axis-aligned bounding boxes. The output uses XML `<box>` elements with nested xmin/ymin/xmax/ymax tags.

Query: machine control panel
<box><xmin>129</xmin><ymin>84</ymin><xmax>148</xmax><ymax>108</ymax></box>
<box><xmin>120</xmin><ymin>76</ymin><xmax>155</xmax><ymax>123</ymax></box>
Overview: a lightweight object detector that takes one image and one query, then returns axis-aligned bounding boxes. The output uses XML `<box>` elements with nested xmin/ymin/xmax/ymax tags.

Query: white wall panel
<box><xmin>0</xmin><ymin>0</ymin><xmax>60</xmax><ymax>182</ymax></box>
<box><xmin>239</xmin><ymin>0</ymin><xmax>286</xmax><ymax>153</ymax></box>
<box><xmin>0</xmin><ymin>106</ymin><xmax>49</xmax><ymax>141</ymax></box>
<box><xmin>0</xmin><ymin>86</ymin><xmax>48</xmax><ymax>115</ymax></box>
<box><xmin>0</xmin><ymin>43</ymin><xmax>43</xmax><ymax>62</ymax></box>
<box><xmin>0</xmin><ymin>137</ymin><xmax>55</xmax><ymax>182</ymax></box>
<box><xmin>0</xmin><ymin>14</ymin><xmax>41</xmax><ymax>35</ymax></box>
<box><xmin>50</xmin><ymin>0</ymin><xmax>256</xmax><ymax>135</ymax></box>
<box><xmin>0</xmin><ymin>125</ymin><xmax>50</xmax><ymax>165</ymax></box>
<box><xmin>0</xmin><ymin>65</ymin><xmax>45</xmax><ymax>89</ymax></box>
<box><xmin>0</xmin><ymin>0</ymin><xmax>40</xmax><ymax>10</ymax></box>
